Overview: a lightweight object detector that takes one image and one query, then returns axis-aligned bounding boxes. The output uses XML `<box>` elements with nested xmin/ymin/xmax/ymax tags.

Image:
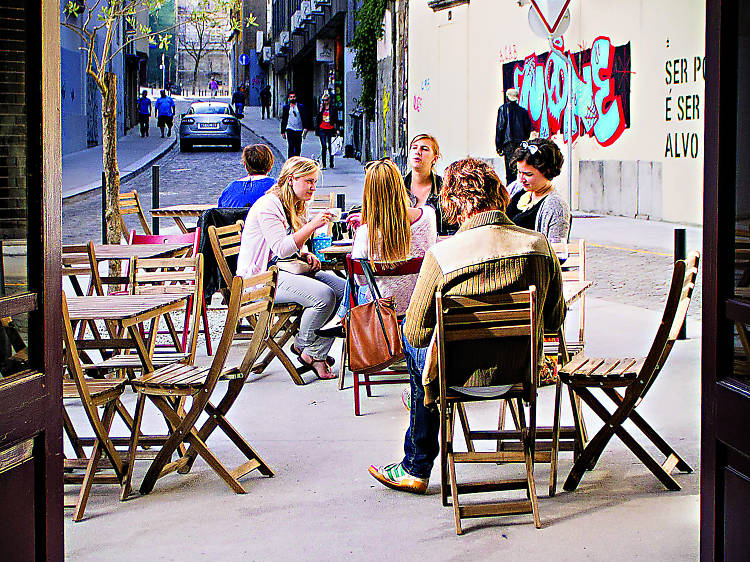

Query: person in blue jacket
<box><xmin>137</xmin><ymin>90</ymin><xmax>151</xmax><ymax>137</ymax></box>
<box><xmin>154</xmin><ymin>89</ymin><xmax>175</xmax><ymax>138</ymax></box>
<box><xmin>218</xmin><ymin>144</ymin><xmax>276</xmax><ymax>208</ymax></box>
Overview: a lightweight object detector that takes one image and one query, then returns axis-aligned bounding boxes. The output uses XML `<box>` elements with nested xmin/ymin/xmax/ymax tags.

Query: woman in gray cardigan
<box><xmin>506</xmin><ymin>138</ymin><xmax>571</xmax><ymax>241</ymax></box>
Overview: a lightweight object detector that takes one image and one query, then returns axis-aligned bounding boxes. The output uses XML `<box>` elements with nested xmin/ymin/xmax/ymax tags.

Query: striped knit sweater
<box><xmin>403</xmin><ymin>210</ymin><xmax>565</xmax><ymax>395</ymax></box>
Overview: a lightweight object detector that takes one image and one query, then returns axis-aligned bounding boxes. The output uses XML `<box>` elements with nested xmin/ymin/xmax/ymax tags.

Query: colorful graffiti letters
<box><xmin>511</xmin><ymin>36</ymin><xmax>628</xmax><ymax>146</ymax></box>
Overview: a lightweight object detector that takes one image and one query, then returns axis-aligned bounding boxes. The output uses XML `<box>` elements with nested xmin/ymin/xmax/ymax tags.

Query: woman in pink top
<box><xmin>237</xmin><ymin>157</ymin><xmax>346</xmax><ymax>379</ymax></box>
<box><xmin>322</xmin><ymin>159</ymin><xmax>437</xmax><ymax>334</ymax></box>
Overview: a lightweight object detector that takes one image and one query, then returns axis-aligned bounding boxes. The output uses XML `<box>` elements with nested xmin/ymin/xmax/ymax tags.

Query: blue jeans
<box><xmin>400</xmin><ymin>321</ymin><xmax>439</xmax><ymax>479</ymax></box>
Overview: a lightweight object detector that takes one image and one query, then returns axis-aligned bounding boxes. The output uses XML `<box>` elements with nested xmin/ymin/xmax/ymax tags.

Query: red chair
<box><xmin>129</xmin><ymin>229</ymin><xmax>212</xmax><ymax>355</ymax></box>
<box><xmin>342</xmin><ymin>255</ymin><xmax>423</xmax><ymax>415</ymax></box>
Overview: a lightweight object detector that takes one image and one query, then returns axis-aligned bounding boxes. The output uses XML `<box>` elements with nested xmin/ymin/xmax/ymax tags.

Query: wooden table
<box><xmin>151</xmin><ymin>204</ymin><xmax>215</xmax><ymax>233</ymax></box>
<box><xmin>66</xmin><ymin>294</ymin><xmax>189</xmax><ymax>373</ymax></box>
<box><xmin>92</xmin><ymin>243</ymin><xmax>193</xmax><ymax>261</ymax></box>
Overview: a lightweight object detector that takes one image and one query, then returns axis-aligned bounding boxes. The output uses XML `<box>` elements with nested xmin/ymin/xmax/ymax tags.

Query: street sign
<box><xmin>528</xmin><ymin>5</ymin><xmax>570</xmax><ymax>39</ymax></box>
<box><xmin>239</xmin><ymin>53</ymin><xmax>250</xmax><ymax>66</ymax></box>
<box><xmin>529</xmin><ymin>0</ymin><xmax>571</xmax><ymax>35</ymax></box>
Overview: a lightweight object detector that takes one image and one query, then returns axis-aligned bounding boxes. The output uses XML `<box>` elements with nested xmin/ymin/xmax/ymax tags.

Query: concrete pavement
<box><xmin>61</xmin><ymin>103</ymin><xmax>702</xmax><ymax>560</ymax></box>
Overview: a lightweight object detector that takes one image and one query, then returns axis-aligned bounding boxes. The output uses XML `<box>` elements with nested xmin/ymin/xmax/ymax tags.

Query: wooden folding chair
<box><xmin>560</xmin><ymin>251</ymin><xmax>700</xmax><ymax>492</ymax></box>
<box><xmin>208</xmin><ymin>222</ymin><xmax>306</xmax><ymax>384</ymax></box>
<box><xmin>130</xmin><ymin>229</ymin><xmax>212</xmax><ymax>355</ymax></box>
<box><xmin>126</xmin><ymin>270</ymin><xmax>278</xmax><ymax>497</ymax></box>
<box><xmin>436</xmin><ymin>288</ymin><xmax>542</xmax><ymax>534</ymax></box>
<box><xmin>89</xmin><ymin>255</ymin><xmax>204</xmax><ymax>376</ymax></box>
<box><xmin>340</xmin><ymin>255</ymin><xmax>423</xmax><ymax>415</ymax></box>
<box><xmin>61</xmin><ymin>293</ymin><xmax>128</xmax><ymax>521</ymax></box>
<box><xmin>62</xmin><ymin>242</ymin><xmax>99</xmax><ymax>297</ymax></box>
<box><xmin>119</xmin><ymin>190</ymin><xmax>152</xmax><ymax>241</ymax></box>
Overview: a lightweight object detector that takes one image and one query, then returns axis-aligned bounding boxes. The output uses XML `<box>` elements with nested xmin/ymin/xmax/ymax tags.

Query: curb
<box><xmin>62</xmin><ymin>136</ymin><xmax>177</xmax><ymax>200</ymax></box>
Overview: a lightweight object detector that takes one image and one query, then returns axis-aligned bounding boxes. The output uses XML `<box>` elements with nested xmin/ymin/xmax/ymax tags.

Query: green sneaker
<box><xmin>368</xmin><ymin>462</ymin><xmax>428</xmax><ymax>494</ymax></box>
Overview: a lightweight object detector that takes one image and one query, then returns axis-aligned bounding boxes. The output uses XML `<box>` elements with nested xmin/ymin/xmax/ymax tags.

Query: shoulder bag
<box><xmin>345</xmin><ymin>259</ymin><xmax>404</xmax><ymax>374</ymax></box>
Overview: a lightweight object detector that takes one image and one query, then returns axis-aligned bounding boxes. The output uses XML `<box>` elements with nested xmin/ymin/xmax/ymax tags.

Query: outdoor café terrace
<box><xmin>59</xmin><ymin>214</ymin><xmax>701</xmax><ymax>560</ymax></box>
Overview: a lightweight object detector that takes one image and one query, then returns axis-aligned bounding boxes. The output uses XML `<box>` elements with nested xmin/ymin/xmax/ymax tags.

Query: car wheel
<box><xmin>180</xmin><ymin>141</ymin><xmax>191</xmax><ymax>152</ymax></box>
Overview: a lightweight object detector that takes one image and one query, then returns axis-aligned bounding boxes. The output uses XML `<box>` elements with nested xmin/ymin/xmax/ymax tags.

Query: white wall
<box><xmin>408</xmin><ymin>0</ymin><xmax>705</xmax><ymax>224</ymax></box>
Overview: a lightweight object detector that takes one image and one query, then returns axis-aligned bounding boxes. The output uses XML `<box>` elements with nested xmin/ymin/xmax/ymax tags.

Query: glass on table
<box><xmin>550</xmin><ymin>237</ymin><xmax>569</xmax><ymax>264</ymax></box>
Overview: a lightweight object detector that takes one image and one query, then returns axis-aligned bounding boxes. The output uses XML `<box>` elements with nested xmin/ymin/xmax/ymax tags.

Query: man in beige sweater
<box><xmin>369</xmin><ymin>158</ymin><xmax>565</xmax><ymax>494</ymax></box>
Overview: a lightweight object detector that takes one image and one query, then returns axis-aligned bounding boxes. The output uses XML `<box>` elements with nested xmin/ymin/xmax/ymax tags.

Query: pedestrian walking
<box><xmin>209</xmin><ymin>77</ymin><xmax>219</xmax><ymax>97</ymax></box>
<box><xmin>137</xmin><ymin>90</ymin><xmax>151</xmax><ymax>137</ymax></box>
<box><xmin>154</xmin><ymin>89</ymin><xmax>175</xmax><ymax>138</ymax></box>
<box><xmin>280</xmin><ymin>91</ymin><xmax>310</xmax><ymax>158</ymax></box>
<box><xmin>260</xmin><ymin>85</ymin><xmax>272</xmax><ymax>119</ymax></box>
<box><xmin>315</xmin><ymin>92</ymin><xmax>339</xmax><ymax>169</ymax></box>
<box><xmin>232</xmin><ymin>86</ymin><xmax>245</xmax><ymax>117</ymax></box>
<box><xmin>495</xmin><ymin>88</ymin><xmax>533</xmax><ymax>184</ymax></box>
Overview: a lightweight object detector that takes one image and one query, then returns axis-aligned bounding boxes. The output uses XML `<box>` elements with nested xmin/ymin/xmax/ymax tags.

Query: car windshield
<box><xmin>192</xmin><ymin>105</ymin><xmax>230</xmax><ymax>115</ymax></box>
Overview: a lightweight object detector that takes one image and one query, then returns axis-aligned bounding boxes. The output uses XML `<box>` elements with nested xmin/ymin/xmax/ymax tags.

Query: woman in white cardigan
<box><xmin>237</xmin><ymin>157</ymin><xmax>346</xmax><ymax>379</ymax></box>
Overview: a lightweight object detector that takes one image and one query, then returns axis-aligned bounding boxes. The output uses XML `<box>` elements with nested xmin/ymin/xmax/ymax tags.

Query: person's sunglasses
<box><xmin>520</xmin><ymin>141</ymin><xmax>539</xmax><ymax>155</ymax></box>
<box><xmin>365</xmin><ymin>157</ymin><xmax>391</xmax><ymax>170</ymax></box>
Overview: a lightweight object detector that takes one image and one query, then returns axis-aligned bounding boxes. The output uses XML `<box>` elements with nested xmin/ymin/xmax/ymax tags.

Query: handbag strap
<box><xmin>359</xmin><ymin>259</ymin><xmax>394</xmax><ymax>355</ymax></box>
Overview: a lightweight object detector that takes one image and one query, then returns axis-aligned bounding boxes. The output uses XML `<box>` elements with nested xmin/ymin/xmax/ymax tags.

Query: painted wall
<box><xmin>408</xmin><ymin>0</ymin><xmax>705</xmax><ymax>224</ymax></box>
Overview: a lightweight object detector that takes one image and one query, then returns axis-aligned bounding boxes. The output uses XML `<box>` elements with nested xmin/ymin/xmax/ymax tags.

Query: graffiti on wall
<box><xmin>502</xmin><ymin>37</ymin><xmax>631</xmax><ymax>146</ymax></box>
<box><xmin>412</xmin><ymin>77</ymin><xmax>430</xmax><ymax>113</ymax></box>
<box><xmin>663</xmin><ymin>50</ymin><xmax>704</xmax><ymax>159</ymax></box>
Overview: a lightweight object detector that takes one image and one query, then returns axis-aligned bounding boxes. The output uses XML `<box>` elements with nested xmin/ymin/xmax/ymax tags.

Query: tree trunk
<box><xmin>101</xmin><ymin>72</ymin><xmax>122</xmax><ymax>251</ymax></box>
<box><xmin>192</xmin><ymin>60</ymin><xmax>200</xmax><ymax>96</ymax></box>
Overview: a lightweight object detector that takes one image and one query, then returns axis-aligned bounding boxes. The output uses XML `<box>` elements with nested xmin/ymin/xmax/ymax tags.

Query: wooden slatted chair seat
<box><xmin>208</xmin><ymin>222</ymin><xmax>306</xmax><ymax>384</ymax></box>
<box><xmin>559</xmin><ymin>251</ymin><xmax>700</xmax><ymax>493</ymax></box>
<box><xmin>559</xmin><ymin>357</ymin><xmax>645</xmax><ymax>386</ymax></box>
<box><xmin>90</xmin><ymin>352</ymin><xmax>191</xmax><ymax>370</ymax></box>
<box><xmin>132</xmin><ymin>363</ymin><xmax>212</xmax><ymax>393</ymax></box>
<box><xmin>63</xmin><ymin>378</ymin><xmax>126</xmax><ymax>402</ymax></box>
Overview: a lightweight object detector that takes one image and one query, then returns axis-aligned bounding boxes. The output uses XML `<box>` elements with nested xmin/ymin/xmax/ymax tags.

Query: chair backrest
<box><xmin>208</xmin><ymin>220</ymin><xmax>244</xmax><ymax>290</ymax></box>
<box><xmin>553</xmin><ymin>239</ymin><xmax>586</xmax><ymax>343</ymax></box>
<box><xmin>205</xmin><ymin>268</ymin><xmax>277</xmax><ymax>389</ymax></box>
<box><xmin>635</xmin><ymin>250</ymin><xmax>700</xmax><ymax>397</ymax></box>
<box><xmin>344</xmin><ymin>255</ymin><xmax>424</xmax><ymax>307</ymax></box>
<box><xmin>128</xmin><ymin>254</ymin><xmax>204</xmax><ymax>362</ymax></box>
<box><xmin>129</xmin><ymin>228</ymin><xmax>200</xmax><ymax>258</ymax></box>
<box><xmin>435</xmin><ymin>288</ymin><xmax>538</xmax><ymax>402</ymax></box>
<box><xmin>62</xmin><ymin>242</ymin><xmax>100</xmax><ymax>295</ymax></box>
<box><xmin>119</xmin><ymin>190</ymin><xmax>152</xmax><ymax>240</ymax></box>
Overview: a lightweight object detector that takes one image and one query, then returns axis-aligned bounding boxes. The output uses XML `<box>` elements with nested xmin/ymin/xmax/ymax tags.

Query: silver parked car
<box><xmin>179</xmin><ymin>101</ymin><xmax>241</xmax><ymax>151</ymax></box>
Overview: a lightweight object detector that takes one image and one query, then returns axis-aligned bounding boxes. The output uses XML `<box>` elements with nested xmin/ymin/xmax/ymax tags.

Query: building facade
<box><xmin>408</xmin><ymin>0</ymin><xmax>705</xmax><ymax>224</ymax></box>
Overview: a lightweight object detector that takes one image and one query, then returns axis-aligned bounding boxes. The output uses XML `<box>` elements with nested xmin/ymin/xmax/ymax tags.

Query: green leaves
<box><xmin>351</xmin><ymin>0</ymin><xmax>387</xmax><ymax>118</ymax></box>
<box><xmin>63</xmin><ymin>1</ymin><xmax>83</xmax><ymax>18</ymax></box>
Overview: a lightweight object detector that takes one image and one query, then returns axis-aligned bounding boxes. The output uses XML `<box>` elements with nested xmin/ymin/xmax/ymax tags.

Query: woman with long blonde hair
<box><xmin>320</xmin><ymin>160</ymin><xmax>436</xmax><ymax>341</ymax></box>
<box><xmin>237</xmin><ymin>156</ymin><xmax>346</xmax><ymax>379</ymax></box>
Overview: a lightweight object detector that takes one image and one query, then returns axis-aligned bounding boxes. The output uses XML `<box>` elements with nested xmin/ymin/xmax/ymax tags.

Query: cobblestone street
<box><xmin>62</xmin><ymin>124</ymin><xmax>284</xmax><ymax>244</ymax></box>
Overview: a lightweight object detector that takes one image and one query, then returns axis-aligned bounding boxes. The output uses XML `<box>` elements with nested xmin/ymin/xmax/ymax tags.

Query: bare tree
<box><xmin>177</xmin><ymin>0</ymin><xmax>256</xmax><ymax>95</ymax></box>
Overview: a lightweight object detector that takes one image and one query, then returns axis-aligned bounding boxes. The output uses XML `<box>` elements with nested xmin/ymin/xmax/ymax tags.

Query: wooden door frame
<box><xmin>0</xmin><ymin>1</ymin><xmax>63</xmax><ymax>558</ymax></box>
<box><xmin>701</xmin><ymin>0</ymin><xmax>750</xmax><ymax>558</ymax></box>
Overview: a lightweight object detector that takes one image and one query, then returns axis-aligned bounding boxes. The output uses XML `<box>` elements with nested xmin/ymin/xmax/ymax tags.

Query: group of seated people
<box><xmin>218</xmin><ymin>133</ymin><xmax>570</xmax><ymax>493</ymax></box>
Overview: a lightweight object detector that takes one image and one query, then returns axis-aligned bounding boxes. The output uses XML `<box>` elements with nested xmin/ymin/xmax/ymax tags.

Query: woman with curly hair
<box><xmin>368</xmin><ymin>157</ymin><xmax>564</xmax><ymax>494</ymax></box>
<box><xmin>507</xmin><ymin>137</ymin><xmax>571</xmax><ymax>241</ymax></box>
<box><xmin>237</xmin><ymin>156</ymin><xmax>346</xmax><ymax>379</ymax></box>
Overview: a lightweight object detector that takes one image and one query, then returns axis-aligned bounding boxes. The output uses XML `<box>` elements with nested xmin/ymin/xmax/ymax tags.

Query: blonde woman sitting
<box><xmin>237</xmin><ymin>156</ymin><xmax>346</xmax><ymax>379</ymax></box>
<box><xmin>320</xmin><ymin>159</ymin><xmax>437</xmax><ymax>338</ymax></box>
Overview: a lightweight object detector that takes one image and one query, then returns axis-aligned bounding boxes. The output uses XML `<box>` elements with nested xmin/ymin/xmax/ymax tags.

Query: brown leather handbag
<box><xmin>345</xmin><ymin>259</ymin><xmax>404</xmax><ymax>374</ymax></box>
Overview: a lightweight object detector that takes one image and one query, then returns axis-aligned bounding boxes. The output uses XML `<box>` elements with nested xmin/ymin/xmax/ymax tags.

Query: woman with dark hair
<box><xmin>315</xmin><ymin>92</ymin><xmax>340</xmax><ymax>169</ymax></box>
<box><xmin>368</xmin><ymin>157</ymin><xmax>564</xmax><ymax>494</ymax></box>
<box><xmin>507</xmin><ymin>137</ymin><xmax>571</xmax><ymax>241</ymax></box>
<box><xmin>218</xmin><ymin>144</ymin><xmax>276</xmax><ymax>208</ymax></box>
